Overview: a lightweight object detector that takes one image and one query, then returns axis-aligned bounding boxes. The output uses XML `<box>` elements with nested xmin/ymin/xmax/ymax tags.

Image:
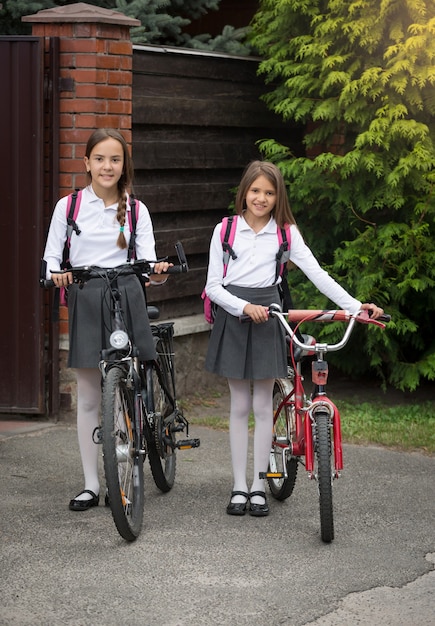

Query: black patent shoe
<box><xmin>226</xmin><ymin>491</ymin><xmax>249</xmax><ymax>516</ymax></box>
<box><xmin>249</xmin><ymin>491</ymin><xmax>269</xmax><ymax>517</ymax></box>
<box><xmin>69</xmin><ymin>489</ymin><xmax>99</xmax><ymax>511</ymax></box>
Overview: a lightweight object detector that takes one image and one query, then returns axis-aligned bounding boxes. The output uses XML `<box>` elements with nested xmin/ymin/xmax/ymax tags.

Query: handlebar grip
<box><xmin>287</xmin><ymin>310</ymin><xmax>350</xmax><ymax>323</ymax></box>
<box><xmin>166</xmin><ymin>265</ymin><xmax>187</xmax><ymax>274</ymax></box>
<box><xmin>40</xmin><ymin>279</ymin><xmax>55</xmax><ymax>288</ymax></box>
<box><xmin>379</xmin><ymin>313</ymin><xmax>391</xmax><ymax>323</ymax></box>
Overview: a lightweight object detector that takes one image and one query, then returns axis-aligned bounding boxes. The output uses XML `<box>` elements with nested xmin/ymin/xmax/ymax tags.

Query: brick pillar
<box><xmin>23</xmin><ymin>3</ymin><xmax>140</xmax><ymax>416</ymax></box>
<box><xmin>23</xmin><ymin>2</ymin><xmax>140</xmax><ymax>196</ymax></box>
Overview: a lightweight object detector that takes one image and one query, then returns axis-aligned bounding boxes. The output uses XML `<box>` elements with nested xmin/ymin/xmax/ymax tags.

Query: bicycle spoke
<box><xmin>268</xmin><ymin>378</ymin><xmax>298</xmax><ymax>500</ymax></box>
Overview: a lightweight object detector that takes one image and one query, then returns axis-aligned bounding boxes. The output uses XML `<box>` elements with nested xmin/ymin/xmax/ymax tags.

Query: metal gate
<box><xmin>0</xmin><ymin>37</ymin><xmax>46</xmax><ymax>415</ymax></box>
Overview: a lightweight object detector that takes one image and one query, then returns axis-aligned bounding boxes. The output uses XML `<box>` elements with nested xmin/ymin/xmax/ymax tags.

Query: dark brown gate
<box><xmin>0</xmin><ymin>37</ymin><xmax>46</xmax><ymax>414</ymax></box>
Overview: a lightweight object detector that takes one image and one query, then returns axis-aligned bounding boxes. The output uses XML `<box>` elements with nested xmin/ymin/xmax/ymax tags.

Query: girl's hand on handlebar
<box><xmin>360</xmin><ymin>302</ymin><xmax>384</xmax><ymax>320</ymax></box>
<box><xmin>243</xmin><ymin>303</ymin><xmax>269</xmax><ymax>324</ymax></box>
<box><xmin>50</xmin><ymin>270</ymin><xmax>73</xmax><ymax>287</ymax></box>
<box><xmin>150</xmin><ymin>261</ymin><xmax>173</xmax><ymax>284</ymax></box>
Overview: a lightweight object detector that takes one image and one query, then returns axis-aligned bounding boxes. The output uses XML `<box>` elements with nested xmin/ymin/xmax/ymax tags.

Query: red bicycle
<box><xmin>262</xmin><ymin>305</ymin><xmax>390</xmax><ymax>543</ymax></box>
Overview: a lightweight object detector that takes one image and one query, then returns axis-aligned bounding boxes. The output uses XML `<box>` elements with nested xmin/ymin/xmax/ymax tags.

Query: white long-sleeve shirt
<box><xmin>205</xmin><ymin>215</ymin><xmax>362</xmax><ymax>317</ymax></box>
<box><xmin>43</xmin><ymin>185</ymin><xmax>157</xmax><ymax>278</ymax></box>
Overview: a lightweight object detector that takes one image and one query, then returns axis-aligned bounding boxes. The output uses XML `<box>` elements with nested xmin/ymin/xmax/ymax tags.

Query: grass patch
<box><xmin>337</xmin><ymin>400</ymin><xmax>435</xmax><ymax>453</ymax></box>
<box><xmin>182</xmin><ymin>392</ymin><xmax>435</xmax><ymax>454</ymax></box>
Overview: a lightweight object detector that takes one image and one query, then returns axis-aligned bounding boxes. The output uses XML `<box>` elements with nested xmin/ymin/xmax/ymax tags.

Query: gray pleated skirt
<box><xmin>67</xmin><ymin>274</ymin><xmax>156</xmax><ymax>368</ymax></box>
<box><xmin>205</xmin><ymin>285</ymin><xmax>287</xmax><ymax>380</ymax></box>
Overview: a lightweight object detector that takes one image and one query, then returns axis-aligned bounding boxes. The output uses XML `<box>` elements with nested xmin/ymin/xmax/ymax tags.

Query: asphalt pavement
<box><xmin>0</xmin><ymin>418</ymin><xmax>434</xmax><ymax>625</ymax></box>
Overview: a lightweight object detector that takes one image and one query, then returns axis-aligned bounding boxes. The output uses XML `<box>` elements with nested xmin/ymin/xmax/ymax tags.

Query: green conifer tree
<box><xmin>0</xmin><ymin>0</ymin><xmax>252</xmax><ymax>55</ymax></box>
<box><xmin>250</xmin><ymin>0</ymin><xmax>435</xmax><ymax>389</ymax></box>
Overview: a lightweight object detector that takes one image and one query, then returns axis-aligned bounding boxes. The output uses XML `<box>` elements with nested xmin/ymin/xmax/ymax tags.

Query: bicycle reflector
<box><xmin>110</xmin><ymin>330</ymin><xmax>129</xmax><ymax>350</ymax></box>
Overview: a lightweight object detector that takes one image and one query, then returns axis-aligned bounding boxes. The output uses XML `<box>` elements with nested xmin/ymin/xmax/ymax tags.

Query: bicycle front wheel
<box><xmin>268</xmin><ymin>378</ymin><xmax>298</xmax><ymax>500</ymax></box>
<box><xmin>102</xmin><ymin>365</ymin><xmax>144</xmax><ymax>541</ymax></box>
<box><xmin>146</xmin><ymin>345</ymin><xmax>176</xmax><ymax>492</ymax></box>
<box><xmin>314</xmin><ymin>410</ymin><xmax>334</xmax><ymax>543</ymax></box>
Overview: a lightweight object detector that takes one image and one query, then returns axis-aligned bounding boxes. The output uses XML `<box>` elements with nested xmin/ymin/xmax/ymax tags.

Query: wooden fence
<box><xmin>132</xmin><ymin>45</ymin><xmax>300</xmax><ymax>319</ymax></box>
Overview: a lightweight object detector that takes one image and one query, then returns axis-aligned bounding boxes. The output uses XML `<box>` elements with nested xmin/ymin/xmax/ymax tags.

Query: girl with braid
<box><xmin>43</xmin><ymin>129</ymin><xmax>170</xmax><ymax>511</ymax></box>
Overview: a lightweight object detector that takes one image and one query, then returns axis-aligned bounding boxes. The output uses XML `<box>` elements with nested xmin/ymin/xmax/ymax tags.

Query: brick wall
<box><xmin>25</xmin><ymin>5</ymin><xmax>139</xmax><ymax>198</ymax></box>
<box><xmin>24</xmin><ymin>4</ymin><xmax>140</xmax><ymax>406</ymax></box>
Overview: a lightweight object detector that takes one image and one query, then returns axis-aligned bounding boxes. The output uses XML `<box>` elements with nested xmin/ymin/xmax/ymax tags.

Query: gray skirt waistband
<box><xmin>225</xmin><ymin>284</ymin><xmax>281</xmax><ymax>307</ymax></box>
<box><xmin>205</xmin><ymin>285</ymin><xmax>287</xmax><ymax>380</ymax></box>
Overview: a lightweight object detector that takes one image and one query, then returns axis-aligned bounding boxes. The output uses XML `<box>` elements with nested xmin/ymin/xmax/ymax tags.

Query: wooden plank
<box><xmin>133</xmin><ymin>95</ymin><xmax>280</xmax><ymax>128</ymax></box>
<box><xmin>133</xmin><ymin>73</ymin><xmax>266</xmax><ymax>99</ymax></box>
<box><xmin>133</xmin><ymin>46</ymin><xmax>260</xmax><ymax>82</ymax></box>
<box><xmin>147</xmin><ymin>295</ymin><xmax>204</xmax><ymax>318</ymax></box>
<box><xmin>133</xmin><ymin>140</ymin><xmax>261</xmax><ymax>170</ymax></box>
<box><xmin>153</xmin><ymin>226</ymin><xmax>214</xmax><ymax>256</ymax></box>
<box><xmin>133</xmin><ymin>182</ymin><xmax>238</xmax><ymax>213</ymax></box>
<box><xmin>146</xmin><ymin>266</ymin><xmax>207</xmax><ymax>303</ymax></box>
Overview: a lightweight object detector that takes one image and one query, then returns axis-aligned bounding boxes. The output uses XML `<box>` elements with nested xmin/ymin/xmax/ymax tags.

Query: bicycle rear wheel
<box><xmin>314</xmin><ymin>410</ymin><xmax>334</xmax><ymax>543</ymax></box>
<box><xmin>146</xmin><ymin>341</ymin><xmax>177</xmax><ymax>492</ymax></box>
<box><xmin>102</xmin><ymin>365</ymin><xmax>144</xmax><ymax>541</ymax></box>
<box><xmin>268</xmin><ymin>377</ymin><xmax>298</xmax><ymax>500</ymax></box>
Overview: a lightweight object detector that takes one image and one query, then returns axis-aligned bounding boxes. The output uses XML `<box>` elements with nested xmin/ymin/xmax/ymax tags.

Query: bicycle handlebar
<box><xmin>40</xmin><ymin>241</ymin><xmax>189</xmax><ymax>288</ymax></box>
<box><xmin>240</xmin><ymin>305</ymin><xmax>391</xmax><ymax>354</ymax></box>
<box><xmin>285</xmin><ymin>308</ymin><xmax>391</xmax><ymax>325</ymax></box>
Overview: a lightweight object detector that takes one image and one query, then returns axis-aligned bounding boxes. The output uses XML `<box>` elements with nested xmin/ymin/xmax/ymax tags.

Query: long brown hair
<box><xmin>234</xmin><ymin>161</ymin><xmax>296</xmax><ymax>228</ymax></box>
<box><xmin>85</xmin><ymin>128</ymin><xmax>134</xmax><ymax>250</ymax></box>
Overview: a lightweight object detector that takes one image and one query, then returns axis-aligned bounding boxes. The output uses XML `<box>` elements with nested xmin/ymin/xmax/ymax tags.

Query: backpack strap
<box><xmin>221</xmin><ymin>215</ymin><xmax>238</xmax><ymax>277</ymax></box>
<box><xmin>127</xmin><ymin>194</ymin><xmax>139</xmax><ymax>262</ymax></box>
<box><xmin>275</xmin><ymin>224</ymin><xmax>291</xmax><ymax>283</ymax></box>
<box><xmin>62</xmin><ymin>189</ymin><xmax>82</xmax><ymax>270</ymax></box>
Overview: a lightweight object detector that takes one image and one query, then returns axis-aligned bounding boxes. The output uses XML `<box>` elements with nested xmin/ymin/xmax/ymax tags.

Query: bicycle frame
<box><xmin>270</xmin><ymin>307</ymin><xmax>388</xmax><ymax>477</ymax></box>
<box><xmin>42</xmin><ymin>246</ymin><xmax>199</xmax><ymax>541</ymax></box>
<box><xmin>264</xmin><ymin>305</ymin><xmax>389</xmax><ymax>542</ymax></box>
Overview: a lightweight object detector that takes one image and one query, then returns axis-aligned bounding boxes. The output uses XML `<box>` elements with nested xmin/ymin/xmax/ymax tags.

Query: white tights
<box><xmin>227</xmin><ymin>378</ymin><xmax>274</xmax><ymax>505</ymax></box>
<box><xmin>74</xmin><ymin>368</ymin><xmax>101</xmax><ymax>500</ymax></box>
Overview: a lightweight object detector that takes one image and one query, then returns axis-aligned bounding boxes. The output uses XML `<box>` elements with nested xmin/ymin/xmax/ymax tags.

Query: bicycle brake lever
<box><xmin>355</xmin><ymin>310</ymin><xmax>387</xmax><ymax>328</ymax></box>
<box><xmin>174</xmin><ymin>241</ymin><xmax>189</xmax><ymax>272</ymax></box>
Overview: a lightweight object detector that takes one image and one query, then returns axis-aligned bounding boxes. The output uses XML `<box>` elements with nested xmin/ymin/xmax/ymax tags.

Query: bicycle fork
<box><xmin>307</xmin><ymin>358</ymin><xmax>343</xmax><ymax>479</ymax></box>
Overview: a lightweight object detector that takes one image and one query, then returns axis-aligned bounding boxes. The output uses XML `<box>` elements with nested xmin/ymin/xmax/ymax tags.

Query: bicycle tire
<box><xmin>314</xmin><ymin>410</ymin><xmax>334</xmax><ymax>543</ymax></box>
<box><xmin>146</xmin><ymin>341</ymin><xmax>176</xmax><ymax>492</ymax></box>
<box><xmin>102</xmin><ymin>365</ymin><xmax>144</xmax><ymax>542</ymax></box>
<box><xmin>268</xmin><ymin>378</ymin><xmax>298</xmax><ymax>500</ymax></box>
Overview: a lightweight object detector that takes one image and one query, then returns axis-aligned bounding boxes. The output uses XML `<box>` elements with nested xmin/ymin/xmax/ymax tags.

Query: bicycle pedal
<box><xmin>259</xmin><ymin>471</ymin><xmax>284</xmax><ymax>479</ymax></box>
<box><xmin>176</xmin><ymin>438</ymin><xmax>200</xmax><ymax>450</ymax></box>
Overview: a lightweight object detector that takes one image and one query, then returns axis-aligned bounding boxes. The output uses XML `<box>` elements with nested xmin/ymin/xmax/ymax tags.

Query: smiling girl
<box><xmin>43</xmin><ymin>129</ymin><xmax>169</xmax><ymax>512</ymax></box>
<box><xmin>204</xmin><ymin>160</ymin><xmax>383</xmax><ymax>517</ymax></box>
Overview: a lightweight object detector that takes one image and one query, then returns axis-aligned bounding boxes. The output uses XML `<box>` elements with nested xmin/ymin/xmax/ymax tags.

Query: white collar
<box><xmin>85</xmin><ymin>185</ymin><xmax>129</xmax><ymax>210</ymax></box>
<box><xmin>239</xmin><ymin>214</ymin><xmax>276</xmax><ymax>234</ymax></box>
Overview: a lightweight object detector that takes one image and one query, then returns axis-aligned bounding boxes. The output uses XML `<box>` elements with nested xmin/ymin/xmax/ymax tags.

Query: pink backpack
<box><xmin>201</xmin><ymin>215</ymin><xmax>291</xmax><ymax>324</ymax></box>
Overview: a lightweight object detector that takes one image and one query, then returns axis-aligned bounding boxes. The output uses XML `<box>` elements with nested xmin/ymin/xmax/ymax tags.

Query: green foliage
<box><xmin>179</xmin><ymin>25</ymin><xmax>253</xmax><ymax>57</ymax></box>
<box><xmin>250</xmin><ymin>0</ymin><xmax>435</xmax><ymax>390</ymax></box>
<box><xmin>0</xmin><ymin>0</ymin><xmax>252</xmax><ymax>55</ymax></box>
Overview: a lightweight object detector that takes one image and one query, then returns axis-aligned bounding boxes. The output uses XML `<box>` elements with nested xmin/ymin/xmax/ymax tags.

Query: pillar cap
<box><xmin>22</xmin><ymin>2</ymin><xmax>141</xmax><ymax>26</ymax></box>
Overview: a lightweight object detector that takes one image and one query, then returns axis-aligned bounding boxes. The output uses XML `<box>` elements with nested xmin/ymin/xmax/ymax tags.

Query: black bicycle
<box><xmin>42</xmin><ymin>243</ymin><xmax>200</xmax><ymax>541</ymax></box>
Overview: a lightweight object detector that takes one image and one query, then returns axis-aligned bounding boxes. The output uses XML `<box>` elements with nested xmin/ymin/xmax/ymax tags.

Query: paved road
<box><xmin>0</xmin><ymin>422</ymin><xmax>434</xmax><ymax>625</ymax></box>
